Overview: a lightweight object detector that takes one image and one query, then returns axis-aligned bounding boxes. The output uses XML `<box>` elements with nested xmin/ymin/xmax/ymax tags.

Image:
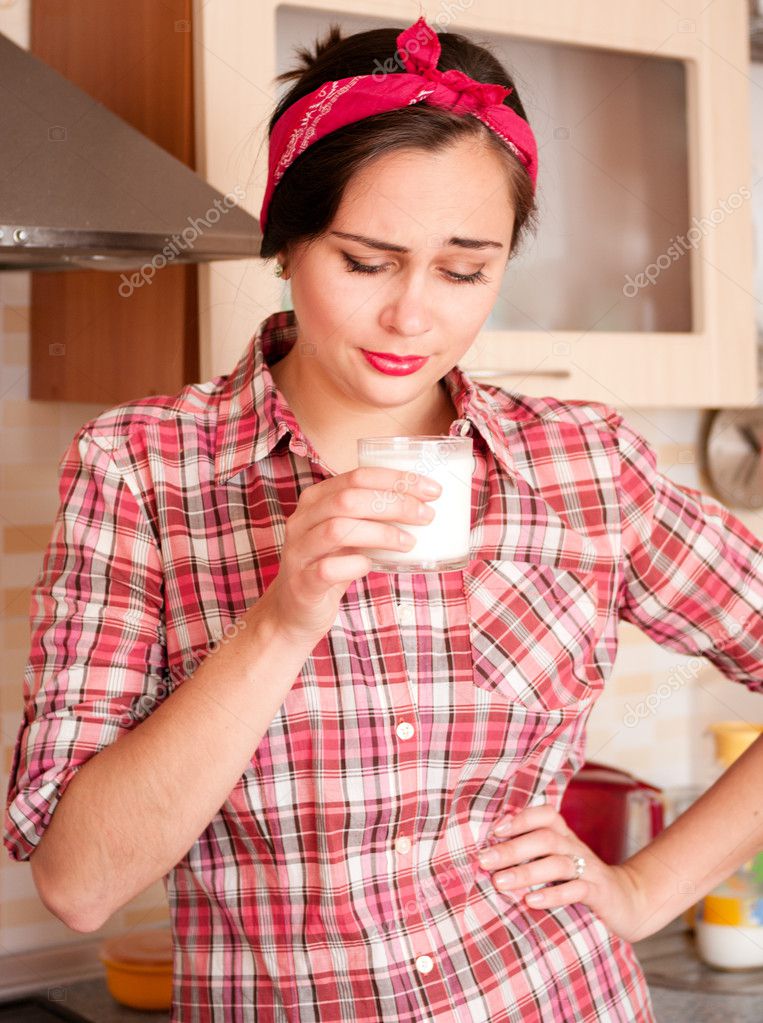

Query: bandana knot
<box><xmin>417</xmin><ymin>65</ymin><xmax>512</xmax><ymax>113</ymax></box>
<box><xmin>397</xmin><ymin>17</ymin><xmax>511</xmax><ymax>113</ymax></box>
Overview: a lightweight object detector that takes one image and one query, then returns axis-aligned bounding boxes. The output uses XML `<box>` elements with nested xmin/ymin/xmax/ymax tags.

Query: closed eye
<box><xmin>341</xmin><ymin>252</ymin><xmax>488</xmax><ymax>286</ymax></box>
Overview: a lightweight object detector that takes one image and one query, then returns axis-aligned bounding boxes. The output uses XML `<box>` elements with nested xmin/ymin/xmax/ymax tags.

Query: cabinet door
<box><xmin>30</xmin><ymin>0</ymin><xmax>199</xmax><ymax>405</ymax></box>
<box><xmin>196</xmin><ymin>0</ymin><xmax>756</xmax><ymax>407</ymax></box>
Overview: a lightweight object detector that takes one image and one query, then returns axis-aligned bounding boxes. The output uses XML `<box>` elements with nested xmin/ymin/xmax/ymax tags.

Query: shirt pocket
<box><xmin>463</xmin><ymin>556</ymin><xmax>602</xmax><ymax>714</ymax></box>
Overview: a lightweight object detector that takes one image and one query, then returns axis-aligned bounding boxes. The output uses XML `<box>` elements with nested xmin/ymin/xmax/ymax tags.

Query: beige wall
<box><xmin>2</xmin><ymin>0</ymin><xmax>762</xmax><ymax>963</ymax></box>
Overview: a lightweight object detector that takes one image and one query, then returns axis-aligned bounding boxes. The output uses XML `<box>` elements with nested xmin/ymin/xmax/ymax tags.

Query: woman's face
<box><xmin>277</xmin><ymin>136</ymin><xmax>516</xmax><ymax>416</ymax></box>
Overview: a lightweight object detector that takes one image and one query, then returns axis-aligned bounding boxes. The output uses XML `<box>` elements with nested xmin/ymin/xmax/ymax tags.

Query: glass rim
<box><xmin>357</xmin><ymin>435</ymin><xmax>472</xmax><ymax>447</ymax></box>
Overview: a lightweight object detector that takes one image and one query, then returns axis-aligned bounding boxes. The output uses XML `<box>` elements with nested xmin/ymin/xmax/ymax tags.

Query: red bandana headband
<box><xmin>259</xmin><ymin>15</ymin><xmax>538</xmax><ymax>234</ymax></box>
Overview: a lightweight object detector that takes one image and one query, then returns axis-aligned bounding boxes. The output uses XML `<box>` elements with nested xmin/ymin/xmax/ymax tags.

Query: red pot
<box><xmin>559</xmin><ymin>760</ymin><xmax>665</xmax><ymax>865</ymax></box>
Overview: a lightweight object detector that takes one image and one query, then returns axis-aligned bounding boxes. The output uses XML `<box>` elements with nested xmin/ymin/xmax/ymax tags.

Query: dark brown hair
<box><xmin>258</xmin><ymin>22</ymin><xmax>539</xmax><ymax>266</ymax></box>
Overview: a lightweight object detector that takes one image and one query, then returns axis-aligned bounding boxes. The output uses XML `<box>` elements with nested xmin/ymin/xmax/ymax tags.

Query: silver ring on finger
<box><xmin>570</xmin><ymin>854</ymin><xmax>586</xmax><ymax>879</ymax></box>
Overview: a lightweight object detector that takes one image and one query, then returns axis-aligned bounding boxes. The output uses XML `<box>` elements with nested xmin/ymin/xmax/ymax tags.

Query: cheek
<box><xmin>304</xmin><ymin>267</ymin><xmax>367</xmax><ymax>320</ymax></box>
<box><xmin>442</xmin><ymin>284</ymin><xmax>495</xmax><ymax>318</ymax></box>
<box><xmin>291</xmin><ymin>271</ymin><xmax>354</xmax><ymax>334</ymax></box>
<box><xmin>439</xmin><ymin>296</ymin><xmax>492</xmax><ymax>347</ymax></box>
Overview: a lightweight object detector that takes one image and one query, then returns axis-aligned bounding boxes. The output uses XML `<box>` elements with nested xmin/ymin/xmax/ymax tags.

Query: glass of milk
<box><xmin>356</xmin><ymin>436</ymin><xmax>474</xmax><ymax>572</ymax></box>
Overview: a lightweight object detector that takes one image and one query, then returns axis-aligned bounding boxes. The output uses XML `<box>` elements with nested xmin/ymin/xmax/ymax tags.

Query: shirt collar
<box><xmin>214</xmin><ymin>309</ymin><xmax>520</xmax><ymax>484</ymax></box>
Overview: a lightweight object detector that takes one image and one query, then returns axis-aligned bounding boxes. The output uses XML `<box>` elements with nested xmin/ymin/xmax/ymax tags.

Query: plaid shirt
<box><xmin>5</xmin><ymin>309</ymin><xmax>763</xmax><ymax>1022</ymax></box>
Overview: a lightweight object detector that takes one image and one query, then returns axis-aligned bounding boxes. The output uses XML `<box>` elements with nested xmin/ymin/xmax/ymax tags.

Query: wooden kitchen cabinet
<box><xmin>29</xmin><ymin>0</ymin><xmax>199</xmax><ymax>405</ymax></box>
<box><xmin>195</xmin><ymin>0</ymin><xmax>757</xmax><ymax>407</ymax></box>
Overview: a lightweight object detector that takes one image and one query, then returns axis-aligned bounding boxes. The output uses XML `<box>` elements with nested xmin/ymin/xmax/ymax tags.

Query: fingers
<box><xmin>524</xmin><ymin>878</ymin><xmax>588</xmax><ymax>909</ymax></box>
<box><xmin>298</xmin><ymin>516</ymin><xmax>415</xmax><ymax>567</ymax></box>
<box><xmin>478</xmin><ymin>827</ymin><xmax>568</xmax><ymax>876</ymax></box>
<box><xmin>303</xmin><ymin>553</ymin><xmax>375</xmax><ymax>588</ymax></box>
<box><xmin>296</xmin><ymin>471</ymin><xmax>438</xmax><ymax>539</ymax></box>
<box><xmin>488</xmin><ymin>802</ymin><xmax>570</xmax><ymax>840</ymax></box>
<box><xmin>479</xmin><ymin>847</ymin><xmax>579</xmax><ymax>890</ymax></box>
<box><xmin>477</xmin><ymin>804</ymin><xmax>591</xmax><ymax>908</ymax></box>
<box><xmin>348</xmin><ymin>465</ymin><xmax>442</xmax><ymax>500</ymax></box>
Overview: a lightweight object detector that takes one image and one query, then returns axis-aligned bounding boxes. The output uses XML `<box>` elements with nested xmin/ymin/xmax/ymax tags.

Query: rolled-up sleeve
<box><xmin>613</xmin><ymin>414</ymin><xmax>763</xmax><ymax>691</ymax></box>
<box><xmin>3</xmin><ymin>427</ymin><xmax>166</xmax><ymax>862</ymax></box>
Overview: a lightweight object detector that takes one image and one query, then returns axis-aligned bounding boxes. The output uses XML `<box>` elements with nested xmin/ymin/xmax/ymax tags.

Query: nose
<box><xmin>379</xmin><ymin>267</ymin><xmax>434</xmax><ymax>339</ymax></box>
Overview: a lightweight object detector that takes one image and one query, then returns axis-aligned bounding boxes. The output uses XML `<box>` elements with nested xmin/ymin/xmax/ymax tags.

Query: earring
<box><xmin>274</xmin><ymin>263</ymin><xmax>284</xmax><ymax>278</ymax></box>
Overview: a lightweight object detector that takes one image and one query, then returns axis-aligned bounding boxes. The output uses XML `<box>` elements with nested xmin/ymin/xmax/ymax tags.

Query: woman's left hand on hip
<box><xmin>474</xmin><ymin>802</ymin><xmax>651</xmax><ymax>943</ymax></box>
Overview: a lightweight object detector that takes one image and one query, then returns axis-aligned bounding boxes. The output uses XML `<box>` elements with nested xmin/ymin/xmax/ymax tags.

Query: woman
<box><xmin>5</xmin><ymin>14</ymin><xmax>763</xmax><ymax>1023</ymax></box>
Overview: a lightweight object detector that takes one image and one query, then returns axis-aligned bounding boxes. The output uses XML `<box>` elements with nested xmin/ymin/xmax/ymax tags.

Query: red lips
<box><xmin>365</xmin><ymin>350</ymin><xmax>424</xmax><ymax>362</ymax></box>
<box><xmin>360</xmin><ymin>349</ymin><xmax>429</xmax><ymax>376</ymax></box>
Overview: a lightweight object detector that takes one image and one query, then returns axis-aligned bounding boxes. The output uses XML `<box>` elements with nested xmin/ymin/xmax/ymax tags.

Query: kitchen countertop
<box><xmin>633</xmin><ymin>915</ymin><xmax>763</xmax><ymax>1022</ymax></box>
<box><xmin>13</xmin><ymin>916</ymin><xmax>762</xmax><ymax>1022</ymax></box>
<box><xmin>646</xmin><ymin>988</ymin><xmax>763</xmax><ymax>1022</ymax></box>
<box><xmin>20</xmin><ymin>977</ymin><xmax>169</xmax><ymax>1022</ymax></box>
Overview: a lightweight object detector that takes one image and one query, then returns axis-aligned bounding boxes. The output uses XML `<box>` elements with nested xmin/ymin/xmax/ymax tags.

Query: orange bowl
<box><xmin>99</xmin><ymin>927</ymin><xmax>173</xmax><ymax>1011</ymax></box>
<box><xmin>100</xmin><ymin>957</ymin><xmax>172</xmax><ymax>1010</ymax></box>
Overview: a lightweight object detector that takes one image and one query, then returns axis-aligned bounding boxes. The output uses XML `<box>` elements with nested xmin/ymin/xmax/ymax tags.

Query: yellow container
<box><xmin>702</xmin><ymin>893</ymin><xmax>745</xmax><ymax>927</ymax></box>
<box><xmin>99</xmin><ymin>927</ymin><xmax>173</xmax><ymax>1011</ymax></box>
<box><xmin>707</xmin><ymin>721</ymin><xmax>763</xmax><ymax>768</ymax></box>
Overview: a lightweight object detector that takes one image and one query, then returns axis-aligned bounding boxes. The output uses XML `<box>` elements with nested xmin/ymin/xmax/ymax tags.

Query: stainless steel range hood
<box><xmin>0</xmin><ymin>31</ymin><xmax>263</xmax><ymax>272</ymax></box>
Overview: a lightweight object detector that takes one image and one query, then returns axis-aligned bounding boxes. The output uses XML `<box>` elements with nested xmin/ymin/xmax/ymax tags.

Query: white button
<box><xmin>396</xmin><ymin>601</ymin><xmax>416</xmax><ymax>625</ymax></box>
<box><xmin>396</xmin><ymin>721</ymin><xmax>415</xmax><ymax>740</ymax></box>
<box><xmin>415</xmin><ymin>954</ymin><xmax>434</xmax><ymax>975</ymax></box>
<box><xmin>395</xmin><ymin>836</ymin><xmax>412</xmax><ymax>854</ymax></box>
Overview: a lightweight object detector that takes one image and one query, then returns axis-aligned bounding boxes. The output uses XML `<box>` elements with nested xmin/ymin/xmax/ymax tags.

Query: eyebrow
<box><xmin>329</xmin><ymin>230</ymin><xmax>504</xmax><ymax>252</ymax></box>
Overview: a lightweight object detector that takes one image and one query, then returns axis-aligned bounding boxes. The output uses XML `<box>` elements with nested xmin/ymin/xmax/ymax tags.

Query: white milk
<box><xmin>357</xmin><ymin>441</ymin><xmax>474</xmax><ymax>572</ymax></box>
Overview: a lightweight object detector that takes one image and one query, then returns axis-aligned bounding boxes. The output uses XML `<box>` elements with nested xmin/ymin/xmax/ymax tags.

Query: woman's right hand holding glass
<box><xmin>261</xmin><ymin>467</ymin><xmax>441</xmax><ymax>644</ymax></box>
